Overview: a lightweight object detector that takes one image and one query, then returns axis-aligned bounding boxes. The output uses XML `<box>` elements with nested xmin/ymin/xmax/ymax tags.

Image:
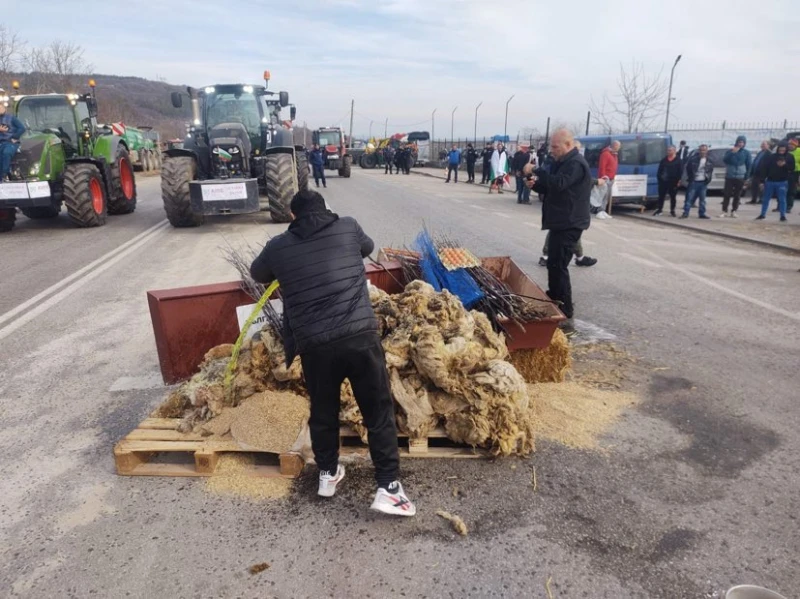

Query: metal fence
<box><xmin>428</xmin><ymin>136</ymin><xmax>547</xmax><ymax>167</ymax></box>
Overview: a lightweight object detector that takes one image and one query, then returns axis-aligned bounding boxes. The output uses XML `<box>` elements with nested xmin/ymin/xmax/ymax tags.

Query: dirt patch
<box><xmin>205</xmin><ymin>454</ymin><xmax>293</xmax><ymax>501</ymax></box>
<box><xmin>529</xmin><ymin>382</ymin><xmax>640</xmax><ymax>450</ymax></box>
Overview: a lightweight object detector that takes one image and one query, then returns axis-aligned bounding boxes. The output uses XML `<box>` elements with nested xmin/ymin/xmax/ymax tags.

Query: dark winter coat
<box><xmin>657</xmin><ymin>155</ymin><xmax>683</xmax><ymax>184</ymax></box>
<box><xmin>481</xmin><ymin>147</ymin><xmax>493</xmax><ymax>165</ymax></box>
<box><xmin>511</xmin><ymin>150</ymin><xmax>531</xmax><ymax>172</ymax></box>
<box><xmin>764</xmin><ymin>149</ymin><xmax>795</xmax><ymax>183</ymax></box>
<box><xmin>250</xmin><ymin>212</ymin><xmax>378</xmax><ymax>364</ymax></box>
<box><xmin>532</xmin><ymin>148</ymin><xmax>592</xmax><ymax>232</ymax></box>
<box><xmin>685</xmin><ymin>152</ymin><xmax>715</xmax><ymax>185</ymax></box>
<box><xmin>308</xmin><ymin>148</ymin><xmax>326</xmax><ymax>167</ymax></box>
<box><xmin>752</xmin><ymin>149</ymin><xmax>771</xmax><ymax>179</ymax></box>
<box><xmin>466</xmin><ymin>147</ymin><xmax>478</xmax><ymax>165</ymax></box>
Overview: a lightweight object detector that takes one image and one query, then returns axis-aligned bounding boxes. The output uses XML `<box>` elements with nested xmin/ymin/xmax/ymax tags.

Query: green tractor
<box><xmin>0</xmin><ymin>81</ymin><xmax>137</xmax><ymax>233</ymax></box>
<box><xmin>161</xmin><ymin>72</ymin><xmax>307</xmax><ymax>227</ymax></box>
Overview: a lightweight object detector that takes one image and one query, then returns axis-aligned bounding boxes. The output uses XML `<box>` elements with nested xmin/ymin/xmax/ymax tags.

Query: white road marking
<box><xmin>0</xmin><ymin>219</ymin><xmax>169</xmax><ymax>329</ymax></box>
<box><xmin>450</xmin><ymin>199</ymin><xmax>464</xmax><ymax>204</ymax></box>
<box><xmin>493</xmin><ymin>212</ymin><xmax>511</xmax><ymax>219</ymax></box>
<box><xmin>600</xmin><ymin>227</ymin><xmax>800</xmax><ymax>323</ymax></box>
<box><xmin>0</xmin><ymin>221</ymin><xmax>170</xmax><ymax>341</ymax></box>
<box><xmin>469</xmin><ymin>204</ymin><xmax>486</xmax><ymax>210</ymax></box>
<box><xmin>524</xmin><ymin>222</ymin><xmax>539</xmax><ymax>228</ymax></box>
<box><xmin>619</xmin><ymin>253</ymin><xmax>663</xmax><ymax>269</ymax></box>
<box><xmin>109</xmin><ymin>373</ymin><xmax>166</xmax><ymax>392</ymax></box>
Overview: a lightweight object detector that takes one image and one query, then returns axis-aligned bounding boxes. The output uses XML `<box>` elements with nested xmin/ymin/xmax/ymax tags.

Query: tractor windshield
<box><xmin>205</xmin><ymin>91</ymin><xmax>261</xmax><ymax>135</ymax></box>
<box><xmin>317</xmin><ymin>131</ymin><xmax>341</xmax><ymax>148</ymax></box>
<box><xmin>16</xmin><ymin>96</ymin><xmax>77</xmax><ymax>143</ymax></box>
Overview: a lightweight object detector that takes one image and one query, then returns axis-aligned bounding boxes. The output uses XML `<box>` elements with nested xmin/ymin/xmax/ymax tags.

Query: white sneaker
<box><xmin>318</xmin><ymin>465</ymin><xmax>345</xmax><ymax>497</ymax></box>
<box><xmin>370</xmin><ymin>481</ymin><xmax>416</xmax><ymax>517</ymax></box>
<box><xmin>719</xmin><ymin>213</ymin><xmax>728</xmax><ymax>218</ymax></box>
<box><xmin>731</xmin><ymin>211</ymin><xmax>738</xmax><ymax>218</ymax></box>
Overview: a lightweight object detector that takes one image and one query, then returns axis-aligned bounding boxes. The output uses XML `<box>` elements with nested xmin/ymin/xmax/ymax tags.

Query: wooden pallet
<box><xmin>339</xmin><ymin>426</ymin><xmax>486</xmax><ymax>459</ymax></box>
<box><xmin>113</xmin><ymin>418</ymin><xmax>305</xmax><ymax>478</ymax></box>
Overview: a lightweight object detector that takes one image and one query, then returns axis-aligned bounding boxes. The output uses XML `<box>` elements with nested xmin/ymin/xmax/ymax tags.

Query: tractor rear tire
<box><xmin>0</xmin><ymin>208</ymin><xmax>16</xmax><ymax>233</ymax></box>
<box><xmin>63</xmin><ymin>163</ymin><xmax>108</xmax><ymax>228</ymax></box>
<box><xmin>360</xmin><ymin>153</ymin><xmax>377</xmax><ymax>169</ymax></box>
<box><xmin>21</xmin><ymin>205</ymin><xmax>60</xmax><ymax>219</ymax></box>
<box><xmin>296</xmin><ymin>152</ymin><xmax>309</xmax><ymax>192</ymax></box>
<box><xmin>339</xmin><ymin>156</ymin><xmax>352</xmax><ymax>178</ymax></box>
<box><xmin>265</xmin><ymin>153</ymin><xmax>295</xmax><ymax>223</ymax></box>
<box><xmin>161</xmin><ymin>156</ymin><xmax>203</xmax><ymax>227</ymax></box>
<box><xmin>108</xmin><ymin>145</ymin><xmax>138</xmax><ymax>215</ymax></box>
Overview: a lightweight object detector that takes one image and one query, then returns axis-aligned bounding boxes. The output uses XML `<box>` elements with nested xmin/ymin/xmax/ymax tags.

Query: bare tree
<box><xmin>21</xmin><ymin>39</ymin><xmax>92</xmax><ymax>93</ymax></box>
<box><xmin>0</xmin><ymin>25</ymin><xmax>25</xmax><ymax>79</ymax></box>
<box><xmin>589</xmin><ymin>61</ymin><xmax>669</xmax><ymax>134</ymax></box>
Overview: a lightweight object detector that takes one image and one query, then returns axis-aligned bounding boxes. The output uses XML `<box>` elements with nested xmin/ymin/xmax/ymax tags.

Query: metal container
<box><xmin>726</xmin><ymin>585</ymin><xmax>788</xmax><ymax>599</ymax></box>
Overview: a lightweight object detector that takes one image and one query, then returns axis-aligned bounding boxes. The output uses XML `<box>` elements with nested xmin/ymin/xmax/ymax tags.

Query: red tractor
<box><xmin>311</xmin><ymin>126</ymin><xmax>351</xmax><ymax>178</ymax></box>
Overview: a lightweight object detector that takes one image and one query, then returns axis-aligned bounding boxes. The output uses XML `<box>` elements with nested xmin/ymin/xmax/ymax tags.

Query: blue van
<box><xmin>577</xmin><ymin>133</ymin><xmax>672</xmax><ymax>199</ymax></box>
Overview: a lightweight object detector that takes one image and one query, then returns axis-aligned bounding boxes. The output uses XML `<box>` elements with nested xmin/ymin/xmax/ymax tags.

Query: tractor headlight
<box><xmin>193</xmin><ymin>119</ymin><xmax>201</xmax><ymax>126</ymax></box>
<box><xmin>204</xmin><ymin>86</ymin><xmax>215</xmax><ymax>94</ymax></box>
<box><xmin>229</xmin><ymin>147</ymin><xmax>240</xmax><ymax>154</ymax></box>
<box><xmin>243</xmin><ymin>85</ymin><xmax>253</xmax><ymax>93</ymax></box>
<box><xmin>29</xmin><ymin>164</ymin><xmax>40</xmax><ymax>176</ymax></box>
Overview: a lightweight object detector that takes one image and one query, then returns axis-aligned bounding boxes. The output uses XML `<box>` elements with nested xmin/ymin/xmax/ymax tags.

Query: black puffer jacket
<box><xmin>250</xmin><ymin>212</ymin><xmax>378</xmax><ymax>362</ymax></box>
<box><xmin>532</xmin><ymin>148</ymin><xmax>592</xmax><ymax>231</ymax></box>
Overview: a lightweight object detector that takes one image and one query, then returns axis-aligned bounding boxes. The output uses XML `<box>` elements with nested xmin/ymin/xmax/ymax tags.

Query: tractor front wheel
<box><xmin>360</xmin><ymin>153</ymin><xmax>377</xmax><ymax>169</ymax></box>
<box><xmin>296</xmin><ymin>152</ymin><xmax>309</xmax><ymax>192</ymax></box>
<box><xmin>21</xmin><ymin>205</ymin><xmax>60</xmax><ymax>219</ymax></box>
<box><xmin>265</xmin><ymin>153</ymin><xmax>295</xmax><ymax>223</ymax></box>
<box><xmin>108</xmin><ymin>145</ymin><xmax>138</xmax><ymax>215</ymax></box>
<box><xmin>0</xmin><ymin>208</ymin><xmax>16</xmax><ymax>233</ymax></box>
<box><xmin>161</xmin><ymin>156</ymin><xmax>203</xmax><ymax>227</ymax></box>
<box><xmin>339</xmin><ymin>156</ymin><xmax>352</xmax><ymax>178</ymax></box>
<box><xmin>63</xmin><ymin>163</ymin><xmax>108</xmax><ymax>228</ymax></box>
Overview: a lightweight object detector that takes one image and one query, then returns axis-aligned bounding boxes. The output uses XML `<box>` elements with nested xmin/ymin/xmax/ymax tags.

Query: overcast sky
<box><xmin>5</xmin><ymin>0</ymin><xmax>799</xmax><ymax>138</ymax></box>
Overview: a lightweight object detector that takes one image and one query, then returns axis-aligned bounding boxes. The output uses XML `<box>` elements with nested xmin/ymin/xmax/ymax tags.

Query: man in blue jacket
<box><xmin>445</xmin><ymin>144</ymin><xmax>461</xmax><ymax>183</ymax></box>
<box><xmin>308</xmin><ymin>143</ymin><xmax>326</xmax><ymax>188</ymax></box>
<box><xmin>0</xmin><ymin>102</ymin><xmax>26</xmax><ymax>181</ymax></box>
<box><xmin>720</xmin><ymin>135</ymin><xmax>752</xmax><ymax>218</ymax></box>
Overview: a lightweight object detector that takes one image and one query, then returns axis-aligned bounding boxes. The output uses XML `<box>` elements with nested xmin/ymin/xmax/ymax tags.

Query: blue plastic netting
<box><xmin>414</xmin><ymin>230</ymin><xmax>483</xmax><ymax>308</ymax></box>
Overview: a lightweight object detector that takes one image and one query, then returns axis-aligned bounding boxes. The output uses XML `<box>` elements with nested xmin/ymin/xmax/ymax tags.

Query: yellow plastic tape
<box><xmin>223</xmin><ymin>280</ymin><xmax>280</xmax><ymax>403</ymax></box>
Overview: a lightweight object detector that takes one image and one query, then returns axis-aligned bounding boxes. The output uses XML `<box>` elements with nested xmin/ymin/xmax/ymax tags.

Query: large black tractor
<box><xmin>161</xmin><ymin>73</ymin><xmax>307</xmax><ymax>227</ymax></box>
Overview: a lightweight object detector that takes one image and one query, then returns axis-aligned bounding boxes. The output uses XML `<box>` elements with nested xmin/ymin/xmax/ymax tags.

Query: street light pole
<box><xmin>504</xmin><ymin>94</ymin><xmax>515</xmax><ymax>139</ymax></box>
<box><xmin>664</xmin><ymin>54</ymin><xmax>682</xmax><ymax>133</ymax></box>
<box><xmin>451</xmin><ymin>106</ymin><xmax>458</xmax><ymax>142</ymax></box>
<box><xmin>474</xmin><ymin>101</ymin><xmax>483</xmax><ymax>141</ymax></box>
<box><xmin>384</xmin><ymin>117</ymin><xmax>388</xmax><ymax>138</ymax></box>
<box><xmin>369</xmin><ymin>120</ymin><xmax>374</xmax><ymax>140</ymax></box>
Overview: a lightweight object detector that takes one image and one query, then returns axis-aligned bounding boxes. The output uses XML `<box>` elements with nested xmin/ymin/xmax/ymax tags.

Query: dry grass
<box><xmin>508</xmin><ymin>329</ymin><xmax>572</xmax><ymax>383</ymax></box>
<box><xmin>205</xmin><ymin>454</ymin><xmax>293</xmax><ymax>501</ymax></box>
<box><xmin>528</xmin><ymin>381</ymin><xmax>639</xmax><ymax>450</ymax></box>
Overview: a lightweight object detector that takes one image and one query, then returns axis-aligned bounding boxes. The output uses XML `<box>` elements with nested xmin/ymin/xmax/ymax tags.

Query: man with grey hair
<box><xmin>653</xmin><ymin>144</ymin><xmax>682</xmax><ymax>216</ymax></box>
<box><xmin>526</xmin><ymin>128</ymin><xmax>593</xmax><ymax>336</ymax></box>
<box><xmin>680</xmin><ymin>144</ymin><xmax>714</xmax><ymax>219</ymax></box>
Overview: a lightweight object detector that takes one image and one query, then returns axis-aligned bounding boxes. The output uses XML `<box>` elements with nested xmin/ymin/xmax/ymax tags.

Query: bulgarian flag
<box><xmin>490</xmin><ymin>149</ymin><xmax>510</xmax><ymax>186</ymax></box>
<box><xmin>214</xmin><ymin>147</ymin><xmax>233</xmax><ymax>162</ymax></box>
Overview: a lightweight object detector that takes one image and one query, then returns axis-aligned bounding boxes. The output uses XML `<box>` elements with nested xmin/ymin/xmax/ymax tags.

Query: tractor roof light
<box><xmin>204</xmin><ymin>86</ymin><xmax>215</xmax><ymax>94</ymax></box>
<box><xmin>263</xmin><ymin>71</ymin><xmax>270</xmax><ymax>81</ymax></box>
<box><xmin>243</xmin><ymin>85</ymin><xmax>253</xmax><ymax>93</ymax></box>
<box><xmin>193</xmin><ymin>119</ymin><xmax>201</xmax><ymax>126</ymax></box>
<box><xmin>88</xmin><ymin>79</ymin><xmax>96</xmax><ymax>88</ymax></box>
<box><xmin>12</xmin><ymin>80</ymin><xmax>20</xmax><ymax>90</ymax></box>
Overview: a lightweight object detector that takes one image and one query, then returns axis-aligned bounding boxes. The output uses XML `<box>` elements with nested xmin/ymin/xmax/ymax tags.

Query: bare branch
<box><xmin>0</xmin><ymin>25</ymin><xmax>25</xmax><ymax>76</ymax></box>
<box><xmin>589</xmin><ymin>61</ymin><xmax>669</xmax><ymax>134</ymax></box>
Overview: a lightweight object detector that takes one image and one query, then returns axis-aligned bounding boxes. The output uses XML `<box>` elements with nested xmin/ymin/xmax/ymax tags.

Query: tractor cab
<box><xmin>14</xmin><ymin>93</ymin><xmax>98</xmax><ymax>161</ymax></box>
<box><xmin>311</xmin><ymin>127</ymin><xmax>351</xmax><ymax>177</ymax></box>
<box><xmin>312</xmin><ymin>127</ymin><xmax>343</xmax><ymax>152</ymax></box>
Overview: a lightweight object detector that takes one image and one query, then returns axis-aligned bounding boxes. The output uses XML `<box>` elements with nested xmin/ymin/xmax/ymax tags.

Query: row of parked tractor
<box><xmin>0</xmin><ymin>72</ymin><xmax>350</xmax><ymax>232</ymax></box>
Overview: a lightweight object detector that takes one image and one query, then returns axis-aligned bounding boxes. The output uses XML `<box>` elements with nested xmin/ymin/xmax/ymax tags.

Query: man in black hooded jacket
<box><xmin>250</xmin><ymin>190</ymin><xmax>415</xmax><ymax>517</ymax></box>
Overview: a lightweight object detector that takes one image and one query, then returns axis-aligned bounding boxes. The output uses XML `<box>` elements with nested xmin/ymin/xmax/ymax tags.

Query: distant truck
<box><xmin>102</xmin><ymin>122</ymin><xmax>162</xmax><ymax>172</ymax></box>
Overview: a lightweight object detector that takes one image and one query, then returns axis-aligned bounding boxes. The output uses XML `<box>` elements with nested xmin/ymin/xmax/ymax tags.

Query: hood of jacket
<box><xmin>288</xmin><ymin>211</ymin><xmax>339</xmax><ymax>240</ymax></box>
<box><xmin>735</xmin><ymin>135</ymin><xmax>747</xmax><ymax>147</ymax></box>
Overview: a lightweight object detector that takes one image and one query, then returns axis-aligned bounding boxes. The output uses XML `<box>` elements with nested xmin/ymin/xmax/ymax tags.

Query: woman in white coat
<box><xmin>489</xmin><ymin>143</ymin><xmax>509</xmax><ymax>194</ymax></box>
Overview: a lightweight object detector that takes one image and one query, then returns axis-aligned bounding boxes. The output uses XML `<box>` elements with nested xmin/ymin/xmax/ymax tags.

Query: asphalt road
<box><xmin>0</xmin><ymin>168</ymin><xmax>798</xmax><ymax>598</ymax></box>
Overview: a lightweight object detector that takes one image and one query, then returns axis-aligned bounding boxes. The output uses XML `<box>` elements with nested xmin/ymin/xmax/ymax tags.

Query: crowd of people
<box><xmin>381</xmin><ymin>144</ymin><xmax>413</xmax><ymax>175</ymax></box>
<box><xmin>659</xmin><ymin>136</ymin><xmax>798</xmax><ymax>221</ymax></box>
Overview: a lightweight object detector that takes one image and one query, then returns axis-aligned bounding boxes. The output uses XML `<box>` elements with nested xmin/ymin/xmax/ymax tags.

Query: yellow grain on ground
<box><xmin>509</xmin><ymin>329</ymin><xmax>572</xmax><ymax>383</ymax></box>
<box><xmin>229</xmin><ymin>390</ymin><xmax>309</xmax><ymax>453</ymax></box>
<box><xmin>528</xmin><ymin>381</ymin><xmax>639</xmax><ymax>450</ymax></box>
<box><xmin>205</xmin><ymin>454</ymin><xmax>293</xmax><ymax>501</ymax></box>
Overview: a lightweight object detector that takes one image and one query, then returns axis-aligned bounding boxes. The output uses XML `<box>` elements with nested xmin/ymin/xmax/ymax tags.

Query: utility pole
<box><xmin>544</xmin><ymin>116</ymin><xmax>550</xmax><ymax>146</ymax></box>
<box><xmin>504</xmin><ymin>94</ymin><xmax>515</xmax><ymax>139</ymax></box>
<box><xmin>585</xmin><ymin>111</ymin><xmax>591</xmax><ymax>135</ymax></box>
<box><xmin>384</xmin><ymin>117</ymin><xmax>388</xmax><ymax>138</ymax></box>
<box><xmin>664</xmin><ymin>54</ymin><xmax>682</xmax><ymax>133</ymax></box>
<box><xmin>348</xmin><ymin>99</ymin><xmax>354</xmax><ymax>148</ymax></box>
<box><xmin>474</xmin><ymin>101</ymin><xmax>482</xmax><ymax>141</ymax></box>
<box><xmin>303</xmin><ymin>121</ymin><xmax>307</xmax><ymax>147</ymax></box>
<box><xmin>369</xmin><ymin>120</ymin><xmax>374</xmax><ymax>140</ymax></box>
<box><xmin>451</xmin><ymin>106</ymin><xmax>458</xmax><ymax>142</ymax></box>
